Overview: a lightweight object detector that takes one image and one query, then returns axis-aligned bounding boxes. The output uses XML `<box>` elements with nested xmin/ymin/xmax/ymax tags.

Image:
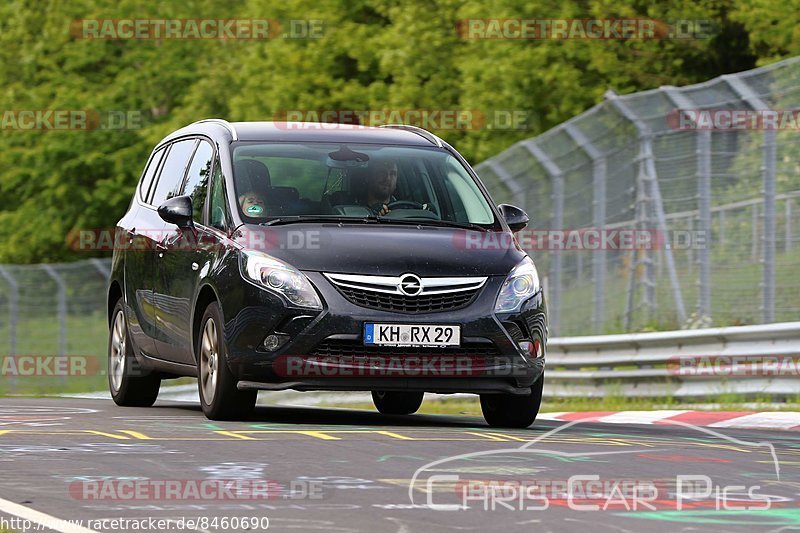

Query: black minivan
<box><xmin>107</xmin><ymin>120</ymin><xmax>546</xmax><ymax>427</ymax></box>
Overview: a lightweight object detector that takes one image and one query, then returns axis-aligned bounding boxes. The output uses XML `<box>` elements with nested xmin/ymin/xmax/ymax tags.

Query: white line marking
<box><xmin>592</xmin><ymin>410</ymin><xmax>690</xmax><ymax>425</ymax></box>
<box><xmin>0</xmin><ymin>496</ymin><xmax>99</xmax><ymax>533</ymax></box>
<box><xmin>708</xmin><ymin>412</ymin><xmax>800</xmax><ymax>429</ymax></box>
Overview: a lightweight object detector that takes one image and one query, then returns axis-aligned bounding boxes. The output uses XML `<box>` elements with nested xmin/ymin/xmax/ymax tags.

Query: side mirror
<box><xmin>498</xmin><ymin>204</ymin><xmax>529</xmax><ymax>232</ymax></box>
<box><xmin>158</xmin><ymin>195</ymin><xmax>194</xmax><ymax>228</ymax></box>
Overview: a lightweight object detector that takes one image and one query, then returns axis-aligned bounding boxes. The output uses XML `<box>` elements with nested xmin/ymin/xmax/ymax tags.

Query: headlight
<box><xmin>240</xmin><ymin>251</ymin><xmax>322</xmax><ymax>309</ymax></box>
<box><xmin>494</xmin><ymin>256</ymin><xmax>540</xmax><ymax>313</ymax></box>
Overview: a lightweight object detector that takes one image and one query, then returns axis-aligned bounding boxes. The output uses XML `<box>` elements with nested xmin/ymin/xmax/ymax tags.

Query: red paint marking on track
<box><xmin>551</xmin><ymin>412</ymin><xmax>617</xmax><ymax>422</ymax></box>
<box><xmin>654</xmin><ymin>411</ymin><xmax>755</xmax><ymax>426</ymax></box>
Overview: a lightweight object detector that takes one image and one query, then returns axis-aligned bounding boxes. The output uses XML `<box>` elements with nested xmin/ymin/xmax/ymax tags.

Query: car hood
<box><xmin>233</xmin><ymin>223</ymin><xmax>527</xmax><ymax>276</ymax></box>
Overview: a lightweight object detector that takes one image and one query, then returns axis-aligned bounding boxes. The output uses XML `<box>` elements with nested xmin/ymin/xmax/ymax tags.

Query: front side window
<box><xmin>230</xmin><ymin>143</ymin><xmax>497</xmax><ymax>227</ymax></box>
<box><xmin>150</xmin><ymin>139</ymin><xmax>197</xmax><ymax>207</ymax></box>
<box><xmin>208</xmin><ymin>158</ymin><xmax>228</xmax><ymax>231</ymax></box>
<box><xmin>182</xmin><ymin>140</ymin><xmax>215</xmax><ymax>224</ymax></box>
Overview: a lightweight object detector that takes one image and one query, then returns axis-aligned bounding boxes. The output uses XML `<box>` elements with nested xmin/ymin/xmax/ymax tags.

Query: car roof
<box><xmin>160</xmin><ymin>121</ymin><xmax>441</xmax><ymax>147</ymax></box>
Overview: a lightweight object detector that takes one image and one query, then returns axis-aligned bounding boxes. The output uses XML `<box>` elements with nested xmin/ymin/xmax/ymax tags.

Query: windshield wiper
<box><xmin>261</xmin><ymin>215</ymin><xmax>493</xmax><ymax>232</ymax></box>
<box><xmin>260</xmin><ymin>216</ymin><xmax>374</xmax><ymax>226</ymax></box>
<box><xmin>369</xmin><ymin>216</ymin><xmax>493</xmax><ymax>232</ymax></box>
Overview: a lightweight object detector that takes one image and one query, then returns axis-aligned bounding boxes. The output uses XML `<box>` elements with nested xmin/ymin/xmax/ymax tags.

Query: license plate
<box><xmin>364</xmin><ymin>323</ymin><xmax>461</xmax><ymax>347</ymax></box>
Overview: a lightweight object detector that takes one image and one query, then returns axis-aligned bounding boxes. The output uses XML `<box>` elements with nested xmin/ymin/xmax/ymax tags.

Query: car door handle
<box><xmin>157</xmin><ymin>233</ymin><xmax>181</xmax><ymax>251</ymax></box>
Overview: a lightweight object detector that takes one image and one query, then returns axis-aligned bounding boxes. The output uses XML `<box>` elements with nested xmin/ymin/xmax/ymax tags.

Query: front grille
<box><xmin>311</xmin><ymin>339</ymin><xmax>501</xmax><ymax>358</ymax></box>
<box><xmin>324</xmin><ymin>273</ymin><xmax>487</xmax><ymax>313</ymax></box>
<box><xmin>336</xmin><ymin>285</ymin><xmax>479</xmax><ymax>313</ymax></box>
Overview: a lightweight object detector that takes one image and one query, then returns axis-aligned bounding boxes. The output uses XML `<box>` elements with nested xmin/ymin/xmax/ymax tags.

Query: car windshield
<box><xmin>231</xmin><ymin>142</ymin><xmax>498</xmax><ymax>227</ymax></box>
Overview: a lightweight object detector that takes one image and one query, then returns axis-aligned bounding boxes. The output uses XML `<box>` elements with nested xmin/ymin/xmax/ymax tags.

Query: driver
<box><xmin>239</xmin><ymin>191</ymin><xmax>268</xmax><ymax>218</ymax></box>
<box><xmin>364</xmin><ymin>159</ymin><xmax>398</xmax><ymax>216</ymax></box>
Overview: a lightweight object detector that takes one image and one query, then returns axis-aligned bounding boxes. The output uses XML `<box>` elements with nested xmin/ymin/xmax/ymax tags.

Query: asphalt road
<box><xmin>0</xmin><ymin>397</ymin><xmax>798</xmax><ymax>532</ymax></box>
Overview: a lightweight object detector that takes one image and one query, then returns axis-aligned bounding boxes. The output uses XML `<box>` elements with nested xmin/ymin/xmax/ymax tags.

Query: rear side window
<box><xmin>182</xmin><ymin>140</ymin><xmax>215</xmax><ymax>224</ymax></box>
<box><xmin>150</xmin><ymin>139</ymin><xmax>197</xmax><ymax>206</ymax></box>
<box><xmin>138</xmin><ymin>147</ymin><xmax>166</xmax><ymax>203</ymax></box>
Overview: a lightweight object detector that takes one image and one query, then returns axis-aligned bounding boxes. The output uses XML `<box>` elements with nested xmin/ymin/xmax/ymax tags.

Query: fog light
<box><xmin>263</xmin><ymin>334</ymin><xmax>288</xmax><ymax>352</ymax></box>
<box><xmin>518</xmin><ymin>340</ymin><xmax>544</xmax><ymax>358</ymax></box>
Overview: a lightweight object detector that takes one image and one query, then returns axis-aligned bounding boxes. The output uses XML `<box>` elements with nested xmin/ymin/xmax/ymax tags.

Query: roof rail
<box><xmin>379</xmin><ymin>124</ymin><xmax>442</xmax><ymax>147</ymax></box>
<box><xmin>193</xmin><ymin>118</ymin><xmax>238</xmax><ymax>141</ymax></box>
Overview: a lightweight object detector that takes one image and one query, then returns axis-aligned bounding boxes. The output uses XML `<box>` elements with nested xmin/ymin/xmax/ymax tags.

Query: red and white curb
<box><xmin>538</xmin><ymin>410</ymin><xmax>800</xmax><ymax>430</ymax></box>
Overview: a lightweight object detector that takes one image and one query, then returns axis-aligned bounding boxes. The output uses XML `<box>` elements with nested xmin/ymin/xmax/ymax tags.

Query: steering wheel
<box><xmin>386</xmin><ymin>200</ymin><xmax>425</xmax><ymax>210</ymax></box>
<box><xmin>386</xmin><ymin>200</ymin><xmax>440</xmax><ymax>215</ymax></box>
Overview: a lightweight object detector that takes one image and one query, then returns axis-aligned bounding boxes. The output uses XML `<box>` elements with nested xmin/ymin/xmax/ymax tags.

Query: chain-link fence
<box><xmin>0</xmin><ymin>258</ymin><xmax>110</xmax><ymax>392</ymax></box>
<box><xmin>476</xmin><ymin>56</ymin><xmax>800</xmax><ymax>336</ymax></box>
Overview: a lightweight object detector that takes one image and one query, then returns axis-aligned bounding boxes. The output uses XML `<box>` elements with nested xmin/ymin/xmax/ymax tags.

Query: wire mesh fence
<box><xmin>475</xmin><ymin>56</ymin><xmax>800</xmax><ymax>336</ymax></box>
<box><xmin>0</xmin><ymin>258</ymin><xmax>111</xmax><ymax>393</ymax></box>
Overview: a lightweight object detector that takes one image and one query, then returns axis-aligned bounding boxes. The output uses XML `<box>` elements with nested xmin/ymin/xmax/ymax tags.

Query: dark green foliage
<box><xmin>0</xmin><ymin>0</ymin><xmax>789</xmax><ymax>262</ymax></box>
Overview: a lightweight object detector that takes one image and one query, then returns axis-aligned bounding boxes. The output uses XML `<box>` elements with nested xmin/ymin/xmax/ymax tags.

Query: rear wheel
<box><xmin>480</xmin><ymin>373</ymin><xmax>544</xmax><ymax>428</ymax></box>
<box><xmin>372</xmin><ymin>391</ymin><xmax>424</xmax><ymax>415</ymax></box>
<box><xmin>108</xmin><ymin>299</ymin><xmax>160</xmax><ymax>407</ymax></box>
<box><xmin>197</xmin><ymin>302</ymin><xmax>257</xmax><ymax>420</ymax></box>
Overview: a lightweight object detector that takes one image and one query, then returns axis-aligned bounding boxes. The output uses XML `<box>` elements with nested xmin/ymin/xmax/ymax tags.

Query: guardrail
<box><xmin>545</xmin><ymin>322</ymin><xmax>800</xmax><ymax>398</ymax></box>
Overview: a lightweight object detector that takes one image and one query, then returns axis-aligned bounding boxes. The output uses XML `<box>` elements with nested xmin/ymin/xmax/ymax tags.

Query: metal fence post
<box><xmin>522</xmin><ymin>141</ymin><xmax>563</xmax><ymax>335</ymax></box>
<box><xmin>605</xmin><ymin>90</ymin><xmax>687</xmax><ymax>325</ymax></box>
<box><xmin>565</xmin><ymin>123</ymin><xmax>607</xmax><ymax>334</ymax></box>
<box><xmin>631</xmin><ymin>140</ymin><xmax>657</xmax><ymax>321</ymax></box>
<box><xmin>696</xmin><ymin>131</ymin><xmax>712</xmax><ymax>318</ymax></box>
<box><xmin>787</xmin><ymin>198</ymin><xmax>794</xmax><ymax>252</ymax></box>
<box><xmin>0</xmin><ymin>266</ymin><xmax>18</xmax><ymax>392</ymax></box>
<box><xmin>762</xmin><ymin>128</ymin><xmax>777</xmax><ymax>322</ymax></box>
<box><xmin>752</xmin><ymin>204</ymin><xmax>759</xmax><ymax>261</ymax></box>
<box><xmin>722</xmin><ymin>74</ymin><xmax>776</xmax><ymax>323</ymax></box>
<box><xmin>90</xmin><ymin>258</ymin><xmax>111</xmax><ymax>280</ymax></box>
<box><xmin>662</xmin><ymin>86</ymin><xmax>713</xmax><ymax>320</ymax></box>
<box><xmin>42</xmin><ymin>265</ymin><xmax>67</xmax><ymax>360</ymax></box>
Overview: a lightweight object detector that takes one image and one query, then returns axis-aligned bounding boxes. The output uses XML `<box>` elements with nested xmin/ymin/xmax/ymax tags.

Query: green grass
<box><xmin>0</xmin><ymin>312</ymin><xmax>109</xmax><ymax>396</ymax></box>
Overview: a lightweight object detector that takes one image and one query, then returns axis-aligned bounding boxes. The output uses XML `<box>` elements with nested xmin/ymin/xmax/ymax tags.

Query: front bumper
<box><xmin>221</xmin><ymin>272</ymin><xmax>547</xmax><ymax>394</ymax></box>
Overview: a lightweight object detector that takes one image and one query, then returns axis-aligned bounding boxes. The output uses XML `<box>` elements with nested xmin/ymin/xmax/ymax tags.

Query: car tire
<box><xmin>372</xmin><ymin>391</ymin><xmax>424</xmax><ymax>415</ymax></box>
<box><xmin>480</xmin><ymin>373</ymin><xmax>544</xmax><ymax>428</ymax></box>
<box><xmin>197</xmin><ymin>301</ymin><xmax>257</xmax><ymax>420</ymax></box>
<box><xmin>108</xmin><ymin>299</ymin><xmax>161</xmax><ymax>407</ymax></box>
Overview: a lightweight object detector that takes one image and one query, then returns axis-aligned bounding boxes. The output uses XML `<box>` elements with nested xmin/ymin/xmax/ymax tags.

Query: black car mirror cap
<box><xmin>158</xmin><ymin>195</ymin><xmax>194</xmax><ymax>228</ymax></box>
<box><xmin>498</xmin><ymin>204</ymin><xmax>529</xmax><ymax>232</ymax></box>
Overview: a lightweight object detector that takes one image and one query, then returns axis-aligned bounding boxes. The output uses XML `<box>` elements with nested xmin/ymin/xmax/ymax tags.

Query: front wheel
<box><xmin>197</xmin><ymin>302</ymin><xmax>257</xmax><ymax>420</ymax></box>
<box><xmin>108</xmin><ymin>299</ymin><xmax>160</xmax><ymax>407</ymax></box>
<box><xmin>372</xmin><ymin>391</ymin><xmax>424</xmax><ymax>415</ymax></box>
<box><xmin>480</xmin><ymin>373</ymin><xmax>544</xmax><ymax>428</ymax></box>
